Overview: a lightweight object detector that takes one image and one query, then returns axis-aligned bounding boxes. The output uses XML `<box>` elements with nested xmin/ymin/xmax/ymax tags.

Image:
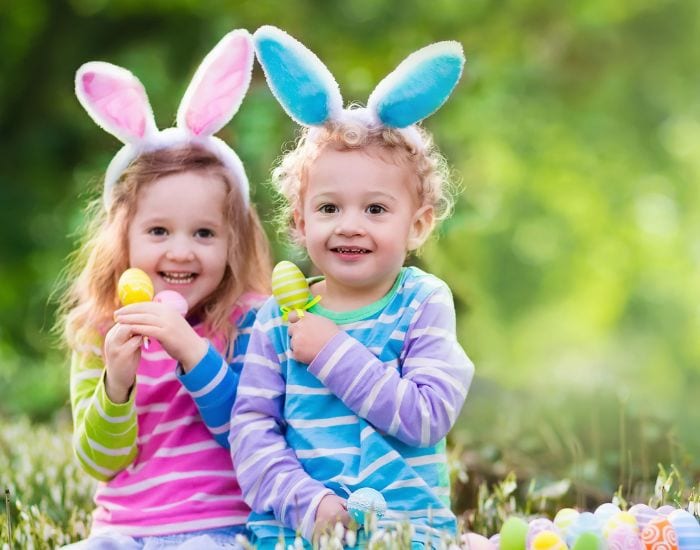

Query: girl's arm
<box><xmin>230</xmin><ymin>320</ymin><xmax>333</xmax><ymax>542</ymax></box>
<box><xmin>176</xmin><ymin>307</ymin><xmax>259</xmax><ymax>448</ymax></box>
<box><xmin>70</xmin><ymin>340</ymin><xmax>138</xmax><ymax>481</ymax></box>
<box><xmin>307</xmin><ymin>283</ymin><xmax>474</xmax><ymax>447</ymax></box>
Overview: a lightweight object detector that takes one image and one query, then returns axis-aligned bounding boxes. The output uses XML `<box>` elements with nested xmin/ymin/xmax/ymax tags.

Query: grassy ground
<box><xmin>1</xmin><ymin>416</ymin><xmax>698</xmax><ymax>549</ymax></box>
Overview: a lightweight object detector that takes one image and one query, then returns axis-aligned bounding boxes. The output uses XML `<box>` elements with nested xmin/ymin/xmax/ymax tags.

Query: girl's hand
<box><xmin>287</xmin><ymin>311</ymin><xmax>340</xmax><ymax>364</ymax></box>
<box><xmin>313</xmin><ymin>493</ymin><xmax>349</xmax><ymax>542</ymax></box>
<box><xmin>114</xmin><ymin>302</ymin><xmax>208</xmax><ymax>371</ymax></box>
<box><xmin>103</xmin><ymin>322</ymin><xmax>142</xmax><ymax>403</ymax></box>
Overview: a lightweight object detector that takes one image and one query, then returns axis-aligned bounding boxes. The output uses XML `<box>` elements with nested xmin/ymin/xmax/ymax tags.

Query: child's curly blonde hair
<box><xmin>271</xmin><ymin>109</ymin><xmax>456</xmax><ymax>246</ymax></box>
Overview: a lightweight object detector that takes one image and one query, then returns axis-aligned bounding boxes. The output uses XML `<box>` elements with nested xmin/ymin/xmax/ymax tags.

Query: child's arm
<box><xmin>230</xmin><ymin>319</ymin><xmax>334</xmax><ymax>542</ymax></box>
<box><xmin>307</xmin><ymin>283</ymin><xmax>474</xmax><ymax>447</ymax></box>
<box><xmin>70</xmin><ymin>340</ymin><xmax>138</xmax><ymax>481</ymax></box>
<box><xmin>176</xmin><ymin>307</ymin><xmax>259</xmax><ymax>448</ymax></box>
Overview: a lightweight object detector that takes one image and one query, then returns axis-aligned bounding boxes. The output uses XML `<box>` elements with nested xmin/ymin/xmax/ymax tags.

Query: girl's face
<box><xmin>295</xmin><ymin>146</ymin><xmax>433</xmax><ymax>307</ymax></box>
<box><xmin>127</xmin><ymin>170</ymin><xmax>229</xmax><ymax>314</ymax></box>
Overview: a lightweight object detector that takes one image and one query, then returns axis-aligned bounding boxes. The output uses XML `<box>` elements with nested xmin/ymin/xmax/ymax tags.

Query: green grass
<box><xmin>2</xmin><ymin>416</ymin><xmax>699</xmax><ymax>549</ymax></box>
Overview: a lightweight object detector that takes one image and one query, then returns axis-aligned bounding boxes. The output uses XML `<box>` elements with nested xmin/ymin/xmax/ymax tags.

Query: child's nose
<box><xmin>334</xmin><ymin>212</ymin><xmax>366</xmax><ymax>237</ymax></box>
<box><xmin>166</xmin><ymin>237</ymin><xmax>195</xmax><ymax>261</ymax></box>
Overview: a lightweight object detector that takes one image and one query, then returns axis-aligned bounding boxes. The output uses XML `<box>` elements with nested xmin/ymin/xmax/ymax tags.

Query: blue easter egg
<box><xmin>668</xmin><ymin>509</ymin><xmax>700</xmax><ymax>550</ymax></box>
<box><xmin>567</xmin><ymin>512</ymin><xmax>603</xmax><ymax>547</ymax></box>
<box><xmin>347</xmin><ymin>488</ymin><xmax>387</xmax><ymax>524</ymax></box>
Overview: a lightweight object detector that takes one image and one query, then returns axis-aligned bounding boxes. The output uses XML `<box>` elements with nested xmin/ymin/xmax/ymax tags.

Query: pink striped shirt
<box><xmin>71</xmin><ymin>295</ymin><xmax>263</xmax><ymax>536</ymax></box>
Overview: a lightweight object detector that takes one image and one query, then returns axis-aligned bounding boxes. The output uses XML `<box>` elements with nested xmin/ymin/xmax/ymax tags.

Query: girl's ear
<box><xmin>75</xmin><ymin>62</ymin><xmax>158</xmax><ymax>145</ymax></box>
<box><xmin>367</xmin><ymin>41</ymin><xmax>465</xmax><ymax>128</ymax></box>
<box><xmin>407</xmin><ymin>205</ymin><xmax>435</xmax><ymax>251</ymax></box>
<box><xmin>253</xmin><ymin>25</ymin><xmax>343</xmax><ymax>126</ymax></box>
<box><xmin>177</xmin><ymin>29</ymin><xmax>255</xmax><ymax>137</ymax></box>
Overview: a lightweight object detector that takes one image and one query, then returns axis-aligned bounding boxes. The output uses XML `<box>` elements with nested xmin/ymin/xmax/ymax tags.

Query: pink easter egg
<box><xmin>641</xmin><ymin>516</ymin><xmax>679</xmax><ymax>550</ymax></box>
<box><xmin>462</xmin><ymin>532</ymin><xmax>497</xmax><ymax>550</ymax></box>
<box><xmin>607</xmin><ymin>524</ymin><xmax>643</xmax><ymax>550</ymax></box>
<box><xmin>629</xmin><ymin>504</ymin><xmax>660</xmax><ymax>531</ymax></box>
<box><xmin>490</xmin><ymin>534</ymin><xmax>501</xmax><ymax>550</ymax></box>
<box><xmin>154</xmin><ymin>290</ymin><xmax>188</xmax><ymax>316</ymax></box>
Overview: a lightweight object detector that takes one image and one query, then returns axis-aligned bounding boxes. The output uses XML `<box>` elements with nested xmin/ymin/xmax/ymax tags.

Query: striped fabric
<box><xmin>70</xmin><ymin>293</ymin><xmax>264</xmax><ymax>537</ymax></box>
<box><xmin>231</xmin><ymin>268</ymin><xmax>474</xmax><ymax>546</ymax></box>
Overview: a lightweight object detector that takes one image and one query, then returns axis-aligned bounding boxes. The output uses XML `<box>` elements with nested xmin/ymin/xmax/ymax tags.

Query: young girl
<box><xmin>59</xmin><ymin>30</ymin><xmax>271</xmax><ymax>548</ymax></box>
<box><xmin>230</xmin><ymin>26</ymin><xmax>474</xmax><ymax>549</ymax></box>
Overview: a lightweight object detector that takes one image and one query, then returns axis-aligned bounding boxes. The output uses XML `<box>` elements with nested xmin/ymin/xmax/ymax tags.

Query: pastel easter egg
<box><xmin>531</xmin><ymin>531</ymin><xmax>567</xmax><ymax>550</ymax></box>
<box><xmin>641</xmin><ymin>516</ymin><xmax>679</xmax><ymax>550</ymax></box>
<box><xmin>629</xmin><ymin>504</ymin><xmax>660</xmax><ymax>531</ymax></box>
<box><xmin>668</xmin><ymin>509</ymin><xmax>700</xmax><ymax>550</ymax></box>
<box><xmin>271</xmin><ymin>261</ymin><xmax>311</xmax><ymax>311</ymax></box>
<box><xmin>604</xmin><ymin>512</ymin><xmax>639</xmax><ymax>538</ymax></box>
<box><xmin>573</xmin><ymin>532</ymin><xmax>604</xmax><ymax>550</ymax></box>
<box><xmin>154</xmin><ymin>290</ymin><xmax>188</xmax><ymax>316</ymax></box>
<box><xmin>347</xmin><ymin>488</ymin><xmax>386</xmax><ymax>524</ymax></box>
<box><xmin>658</xmin><ymin>506</ymin><xmax>677</xmax><ymax>517</ymax></box>
<box><xmin>567</xmin><ymin>512</ymin><xmax>603</xmax><ymax>547</ymax></box>
<box><xmin>118</xmin><ymin>268</ymin><xmax>154</xmax><ymax>305</ymax></box>
<box><xmin>595</xmin><ymin>503</ymin><xmax>622</xmax><ymax>525</ymax></box>
<box><xmin>527</xmin><ymin>519</ymin><xmax>560</xmax><ymax>550</ymax></box>
<box><xmin>607</xmin><ymin>524</ymin><xmax>643</xmax><ymax>550</ymax></box>
<box><xmin>500</xmin><ymin>517</ymin><xmax>529</xmax><ymax>550</ymax></box>
<box><xmin>461</xmin><ymin>532</ymin><xmax>497</xmax><ymax>550</ymax></box>
<box><xmin>490</xmin><ymin>534</ymin><xmax>501</xmax><ymax>550</ymax></box>
<box><xmin>554</xmin><ymin>508</ymin><xmax>580</xmax><ymax>538</ymax></box>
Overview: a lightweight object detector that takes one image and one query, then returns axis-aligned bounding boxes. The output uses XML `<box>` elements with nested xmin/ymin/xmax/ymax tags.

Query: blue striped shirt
<box><xmin>231</xmin><ymin>267</ymin><xmax>474</xmax><ymax>546</ymax></box>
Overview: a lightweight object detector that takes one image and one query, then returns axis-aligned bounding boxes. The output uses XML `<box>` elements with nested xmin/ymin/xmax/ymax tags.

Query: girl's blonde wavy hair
<box><xmin>58</xmin><ymin>145</ymin><xmax>271</xmax><ymax>352</ymax></box>
<box><xmin>271</xmin><ymin>112</ymin><xmax>456</xmax><ymax>245</ymax></box>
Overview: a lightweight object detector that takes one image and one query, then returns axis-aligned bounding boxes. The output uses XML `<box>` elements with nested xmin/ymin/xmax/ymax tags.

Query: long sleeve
<box><xmin>307</xmin><ymin>283</ymin><xmax>473</xmax><ymax>447</ymax></box>
<box><xmin>230</xmin><ymin>320</ymin><xmax>332</xmax><ymax>541</ymax></box>
<box><xmin>70</xmin><ymin>342</ymin><xmax>138</xmax><ymax>481</ymax></box>
<box><xmin>177</xmin><ymin>304</ymin><xmax>260</xmax><ymax>448</ymax></box>
<box><xmin>177</xmin><ymin>342</ymin><xmax>239</xmax><ymax>448</ymax></box>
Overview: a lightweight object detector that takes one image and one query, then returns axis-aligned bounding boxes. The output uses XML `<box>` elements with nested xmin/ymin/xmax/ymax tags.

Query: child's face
<box><xmin>127</xmin><ymin>170</ymin><xmax>229</xmax><ymax>314</ymax></box>
<box><xmin>296</xmin><ymin>146</ymin><xmax>432</xmax><ymax>302</ymax></box>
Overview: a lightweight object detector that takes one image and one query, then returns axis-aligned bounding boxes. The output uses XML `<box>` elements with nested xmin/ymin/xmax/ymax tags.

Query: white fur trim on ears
<box><xmin>176</xmin><ymin>29</ymin><xmax>255</xmax><ymax>137</ymax></box>
<box><xmin>75</xmin><ymin>62</ymin><xmax>158</xmax><ymax>146</ymax></box>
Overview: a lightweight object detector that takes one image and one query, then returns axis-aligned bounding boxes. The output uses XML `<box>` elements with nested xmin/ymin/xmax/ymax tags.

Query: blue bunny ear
<box><xmin>253</xmin><ymin>25</ymin><xmax>343</xmax><ymax>126</ymax></box>
<box><xmin>367</xmin><ymin>41</ymin><xmax>465</xmax><ymax>128</ymax></box>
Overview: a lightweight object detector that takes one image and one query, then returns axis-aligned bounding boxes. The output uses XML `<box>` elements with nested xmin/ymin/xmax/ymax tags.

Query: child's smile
<box><xmin>127</xmin><ymin>171</ymin><xmax>229</xmax><ymax>314</ymax></box>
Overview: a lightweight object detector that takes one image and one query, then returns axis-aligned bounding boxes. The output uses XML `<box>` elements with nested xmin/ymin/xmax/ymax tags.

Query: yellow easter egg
<box><xmin>531</xmin><ymin>531</ymin><xmax>567</xmax><ymax>550</ymax></box>
<box><xmin>604</xmin><ymin>511</ymin><xmax>638</xmax><ymax>538</ymax></box>
<box><xmin>118</xmin><ymin>268</ymin><xmax>154</xmax><ymax>305</ymax></box>
<box><xmin>271</xmin><ymin>261</ymin><xmax>311</xmax><ymax>310</ymax></box>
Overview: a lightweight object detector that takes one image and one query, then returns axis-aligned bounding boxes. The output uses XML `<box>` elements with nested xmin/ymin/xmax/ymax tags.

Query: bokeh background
<box><xmin>2</xmin><ymin>0</ymin><xmax>700</xmax><ymax>517</ymax></box>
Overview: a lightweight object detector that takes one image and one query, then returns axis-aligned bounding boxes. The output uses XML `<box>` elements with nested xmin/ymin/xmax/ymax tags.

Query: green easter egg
<box><xmin>572</xmin><ymin>532</ymin><xmax>603</xmax><ymax>550</ymax></box>
<box><xmin>500</xmin><ymin>517</ymin><xmax>529</xmax><ymax>550</ymax></box>
<box><xmin>271</xmin><ymin>261</ymin><xmax>310</xmax><ymax>310</ymax></box>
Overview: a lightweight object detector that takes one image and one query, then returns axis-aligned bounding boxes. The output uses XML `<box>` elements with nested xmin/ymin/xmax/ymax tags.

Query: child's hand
<box><xmin>103</xmin><ymin>322</ymin><xmax>142</xmax><ymax>403</ymax></box>
<box><xmin>287</xmin><ymin>311</ymin><xmax>340</xmax><ymax>364</ymax></box>
<box><xmin>114</xmin><ymin>302</ymin><xmax>208</xmax><ymax>371</ymax></box>
<box><xmin>313</xmin><ymin>493</ymin><xmax>350</xmax><ymax>542</ymax></box>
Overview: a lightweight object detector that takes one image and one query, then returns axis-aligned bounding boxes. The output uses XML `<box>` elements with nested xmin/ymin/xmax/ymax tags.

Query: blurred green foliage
<box><xmin>1</xmin><ymin>0</ymin><xmax>699</xmax><ymax>495</ymax></box>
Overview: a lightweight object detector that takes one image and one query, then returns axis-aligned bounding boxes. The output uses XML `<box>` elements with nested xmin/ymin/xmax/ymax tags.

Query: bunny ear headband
<box><xmin>75</xmin><ymin>29</ymin><xmax>254</xmax><ymax>209</ymax></box>
<box><xmin>252</xmin><ymin>25</ymin><xmax>465</xmax><ymax>148</ymax></box>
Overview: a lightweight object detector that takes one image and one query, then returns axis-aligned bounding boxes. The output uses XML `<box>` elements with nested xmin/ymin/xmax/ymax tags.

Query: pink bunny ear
<box><xmin>177</xmin><ymin>29</ymin><xmax>254</xmax><ymax>137</ymax></box>
<box><xmin>75</xmin><ymin>62</ymin><xmax>157</xmax><ymax>144</ymax></box>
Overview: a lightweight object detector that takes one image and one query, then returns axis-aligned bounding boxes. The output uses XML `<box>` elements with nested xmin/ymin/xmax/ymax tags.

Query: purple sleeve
<box><xmin>230</xmin><ymin>319</ymin><xmax>332</xmax><ymax>541</ymax></box>
<box><xmin>307</xmin><ymin>284</ymin><xmax>474</xmax><ymax>447</ymax></box>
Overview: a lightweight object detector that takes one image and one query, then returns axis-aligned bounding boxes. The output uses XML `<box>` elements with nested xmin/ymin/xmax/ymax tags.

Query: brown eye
<box><xmin>367</xmin><ymin>204</ymin><xmax>386</xmax><ymax>215</ymax></box>
<box><xmin>320</xmin><ymin>204</ymin><xmax>338</xmax><ymax>214</ymax></box>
